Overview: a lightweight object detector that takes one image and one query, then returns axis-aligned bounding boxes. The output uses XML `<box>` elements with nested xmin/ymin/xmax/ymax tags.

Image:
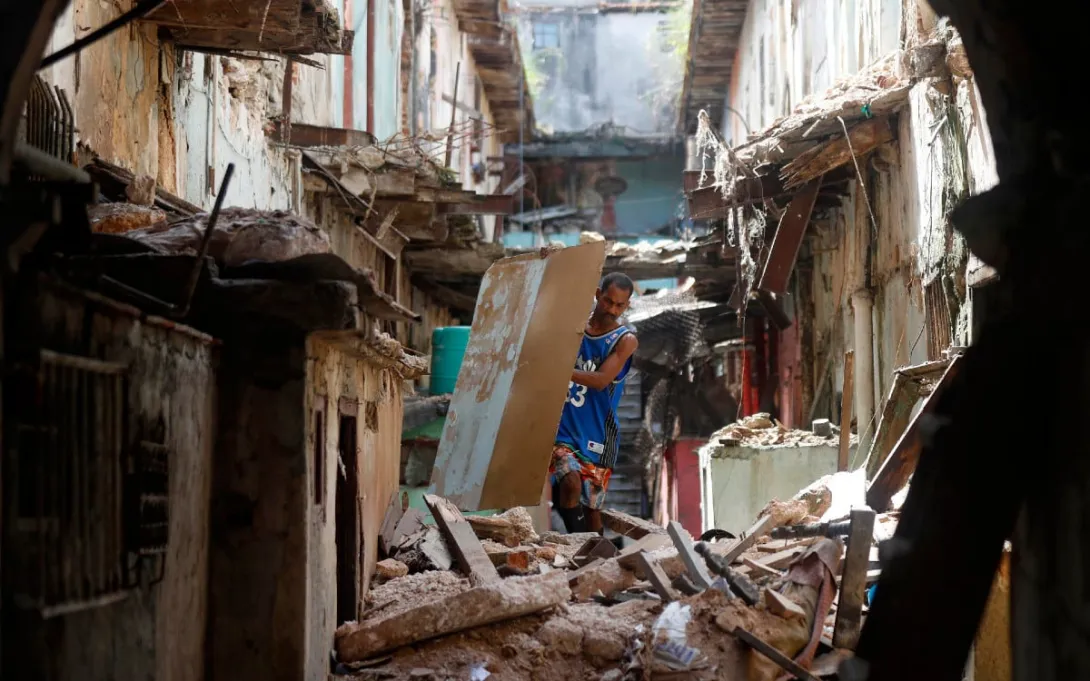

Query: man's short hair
<box><xmin>600</xmin><ymin>272</ymin><xmax>635</xmax><ymax>295</ymax></box>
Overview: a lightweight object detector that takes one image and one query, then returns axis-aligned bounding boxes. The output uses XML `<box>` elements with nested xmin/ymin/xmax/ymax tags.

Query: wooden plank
<box><xmin>742</xmin><ymin>555</ymin><xmax>786</xmax><ymax>578</ymax></box>
<box><xmin>379</xmin><ymin>490</ymin><xmax>407</xmax><ymax>554</ymax></box>
<box><xmin>833</xmin><ymin>508</ymin><xmax>877</xmax><ymax>650</ymax></box>
<box><xmin>601</xmin><ymin>508</ymin><xmax>668</xmax><ymax>540</ymax></box>
<box><xmin>423</xmin><ymin>494</ymin><xmax>500</xmax><ymax>584</ymax></box>
<box><xmin>863</xmin><ymin>374</ymin><xmax>921</xmax><ymax>479</ymax></box>
<box><xmin>732</xmin><ymin>627</ymin><xmax>821</xmax><ymax>681</ymax></box>
<box><xmin>780</xmin><ymin>117</ymin><xmax>895</xmax><ymax>189</ymax></box>
<box><xmin>757</xmin><ymin>177</ymin><xmax>821</xmax><ymax>294</ymax></box>
<box><xmin>866</xmin><ymin>355</ymin><xmax>964</xmax><ymax>511</ymax></box>
<box><xmin>269</xmin><ymin>121</ymin><xmax>376</xmax><ymax>148</ymax></box>
<box><xmin>635</xmin><ymin>552</ymin><xmax>676</xmax><ymax>602</ymax></box>
<box><xmin>667</xmin><ymin>521</ymin><xmax>713</xmax><ymax>589</ymax></box>
<box><xmin>838</xmin><ymin>350</ymin><xmax>855</xmax><ymax>472</ymax></box>
<box><xmin>720</xmin><ymin>515</ymin><xmax>776</xmax><ymax>566</ymax></box>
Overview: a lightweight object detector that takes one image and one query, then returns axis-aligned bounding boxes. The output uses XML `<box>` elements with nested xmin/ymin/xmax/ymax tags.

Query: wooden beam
<box><xmin>732</xmin><ymin>627</ymin><xmax>821</xmax><ymax>681</ymax></box>
<box><xmin>866</xmin><ymin>355</ymin><xmax>965</xmax><ymax>511</ymax></box>
<box><xmin>423</xmin><ymin>494</ymin><xmax>501</xmax><ymax>584</ymax></box>
<box><xmin>833</xmin><ymin>507</ymin><xmax>877</xmax><ymax>650</ymax></box>
<box><xmin>758</xmin><ymin>178</ymin><xmax>822</xmax><ymax>295</ymax></box>
<box><xmin>411</xmin><ymin>274</ymin><xmax>477</xmax><ymax>313</ymax></box>
<box><xmin>269</xmin><ymin>121</ymin><xmax>376</xmax><ymax>148</ymax></box>
<box><xmin>442</xmin><ymin>194</ymin><xmax>514</xmax><ymax>215</ymax></box>
<box><xmin>601</xmin><ymin>508</ymin><xmax>668</xmax><ymax>540</ymax></box>
<box><xmin>838</xmin><ymin>350</ymin><xmax>855</xmax><ymax>472</ymax></box>
<box><xmin>864</xmin><ymin>374</ymin><xmax>922</xmax><ymax>480</ymax></box>
<box><xmin>781</xmin><ymin>117</ymin><xmax>895</xmax><ymax>190</ymax></box>
<box><xmin>635</xmin><ymin>552</ymin><xmax>677</xmax><ymax>602</ymax></box>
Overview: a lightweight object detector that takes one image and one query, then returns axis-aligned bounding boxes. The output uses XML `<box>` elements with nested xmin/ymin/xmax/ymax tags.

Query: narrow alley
<box><xmin>0</xmin><ymin>0</ymin><xmax>1067</xmax><ymax>680</ymax></box>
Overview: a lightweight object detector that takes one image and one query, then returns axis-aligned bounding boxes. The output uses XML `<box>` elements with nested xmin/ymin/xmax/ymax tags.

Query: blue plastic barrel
<box><xmin>430</xmin><ymin>326</ymin><xmax>472</xmax><ymax>395</ymax></box>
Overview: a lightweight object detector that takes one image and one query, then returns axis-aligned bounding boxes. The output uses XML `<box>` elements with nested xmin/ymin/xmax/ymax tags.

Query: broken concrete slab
<box><xmin>334</xmin><ymin>573</ymin><xmax>572</xmax><ymax>662</ymax></box>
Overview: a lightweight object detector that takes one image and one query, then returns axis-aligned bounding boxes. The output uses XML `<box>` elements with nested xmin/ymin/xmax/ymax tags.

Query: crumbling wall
<box><xmin>724</xmin><ymin>0</ymin><xmax>997</xmax><ymax>435</ymax></box>
<box><xmin>7</xmin><ymin>282</ymin><xmax>215</xmax><ymax>681</ymax></box>
<box><xmin>40</xmin><ymin>1</ymin><xmax>338</xmax><ymax>209</ymax></box>
<box><xmin>208</xmin><ymin>339</ymin><xmax>309</xmax><ymax>681</ymax></box>
<box><xmin>40</xmin><ymin>1</ymin><xmax>166</xmax><ymax>180</ymax></box>
<box><xmin>306</xmin><ymin>337</ymin><xmax>405</xmax><ymax>678</ymax></box>
<box><xmin>726</xmin><ymin>0</ymin><xmax>902</xmax><ymax>144</ymax></box>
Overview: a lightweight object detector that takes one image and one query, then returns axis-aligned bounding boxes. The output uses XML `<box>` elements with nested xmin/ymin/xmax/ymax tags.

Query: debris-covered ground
<box><xmin>334</xmin><ymin>474</ymin><xmax>902</xmax><ymax>681</ymax></box>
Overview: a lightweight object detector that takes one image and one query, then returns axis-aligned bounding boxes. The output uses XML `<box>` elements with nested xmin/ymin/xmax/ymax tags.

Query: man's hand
<box><xmin>571</xmin><ymin>334</ymin><xmax>638</xmax><ymax>391</ymax></box>
<box><xmin>539</xmin><ymin>243</ymin><xmax>564</xmax><ymax>258</ymax></box>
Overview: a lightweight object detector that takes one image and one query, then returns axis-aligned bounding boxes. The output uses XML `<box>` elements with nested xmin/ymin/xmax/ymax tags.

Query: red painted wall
<box><xmin>665</xmin><ymin>437</ymin><xmax>704</xmax><ymax>538</ymax></box>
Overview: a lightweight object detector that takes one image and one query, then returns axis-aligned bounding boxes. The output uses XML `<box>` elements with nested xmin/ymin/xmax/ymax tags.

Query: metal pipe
<box><xmin>852</xmin><ymin>289</ymin><xmax>875</xmax><ymax>456</ymax></box>
<box><xmin>40</xmin><ymin>0</ymin><xmax>168</xmax><ymax>69</ymax></box>
<box><xmin>13</xmin><ymin>143</ymin><xmax>90</xmax><ymax>182</ymax></box>
<box><xmin>178</xmin><ymin>162</ymin><xmax>234</xmax><ymax>317</ymax></box>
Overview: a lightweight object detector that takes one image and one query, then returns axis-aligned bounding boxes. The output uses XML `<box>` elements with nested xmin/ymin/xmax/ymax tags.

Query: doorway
<box><xmin>335</xmin><ymin>412</ymin><xmax>359</xmax><ymax>624</ymax></box>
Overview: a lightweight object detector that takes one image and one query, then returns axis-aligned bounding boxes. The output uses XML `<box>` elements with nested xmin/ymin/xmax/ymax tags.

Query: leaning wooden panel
<box><xmin>429</xmin><ymin>242</ymin><xmax>607</xmax><ymax>510</ymax></box>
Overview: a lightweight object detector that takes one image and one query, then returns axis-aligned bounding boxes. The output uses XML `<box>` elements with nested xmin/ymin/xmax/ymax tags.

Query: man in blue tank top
<box><xmin>550</xmin><ymin>272</ymin><xmax>639</xmax><ymax>533</ymax></box>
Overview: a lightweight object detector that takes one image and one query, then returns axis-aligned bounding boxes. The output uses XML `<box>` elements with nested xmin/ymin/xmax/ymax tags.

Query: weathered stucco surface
<box><xmin>10</xmin><ymin>282</ymin><xmax>215</xmax><ymax>681</ymax></box>
<box><xmin>724</xmin><ymin>0</ymin><xmax>996</xmax><ymax>432</ymax></box>
<box><xmin>306</xmin><ymin>338</ymin><xmax>404</xmax><ymax>679</ymax></box>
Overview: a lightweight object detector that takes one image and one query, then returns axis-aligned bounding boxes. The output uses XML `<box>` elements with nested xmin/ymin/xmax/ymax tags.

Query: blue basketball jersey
<box><xmin>555</xmin><ymin>325</ymin><xmax>634</xmax><ymax>468</ymax></box>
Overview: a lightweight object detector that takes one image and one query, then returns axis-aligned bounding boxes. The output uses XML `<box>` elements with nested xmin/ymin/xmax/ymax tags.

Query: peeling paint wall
<box><xmin>726</xmin><ymin>0</ymin><xmax>997</xmax><ymax>437</ymax></box>
<box><xmin>8</xmin><ymin>282</ymin><xmax>215</xmax><ymax>681</ymax></box>
<box><xmin>40</xmin><ymin>1</ymin><xmax>338</xmax><ymax>211</ymax></box>
<box><xmin>304</xmin><ymin>339</ymin><xmax>404</xmax><ymax>679</ymax></box>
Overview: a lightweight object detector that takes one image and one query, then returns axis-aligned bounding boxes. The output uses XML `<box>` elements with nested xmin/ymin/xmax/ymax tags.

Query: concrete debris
<box><xmin>123</xmin><ymin>207</ymin><xmax>332</xmax><ymax>267</ymax></box>
<box><xmin>375</xmin><ymin>559</ymin><xmax>410</xmax><ymax>583</ymax></box>
<box><xmin>356</xmin><ymin>491</ymin><xmax>881</xmax><ymax>680</ymax></box>
<box><xmin>712</xmin><ymin>412</ymin><xmax>849</xmax><ymax>449</ymax></box>
<box><xmin>335</xmin><ymin>573</ymin><xmax>572</xmax><ymax>661</ymax></box>
<box><xmin>466</xmin><ymin>507</ymin><xmax>540</xmax><ymax>547</ymax></box>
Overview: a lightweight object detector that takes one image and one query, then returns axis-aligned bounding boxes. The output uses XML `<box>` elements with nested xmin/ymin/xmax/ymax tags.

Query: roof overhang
<box><xmin>677</xmin><ymin>0</ymin><xmax>749</xmax><ymax>134</ymax></box>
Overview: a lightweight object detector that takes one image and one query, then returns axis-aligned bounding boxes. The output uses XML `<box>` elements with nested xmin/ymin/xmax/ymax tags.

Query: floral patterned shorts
<box><xmin>548</xmin><ymin>443</ymin><xmax>613</xmax><ymax>510</ymax></box>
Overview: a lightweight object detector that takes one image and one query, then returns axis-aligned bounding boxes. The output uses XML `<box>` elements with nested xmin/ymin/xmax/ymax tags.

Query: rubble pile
<box><xmin>710</xmin><ymin>412</ymin><xmax>855</xmax><ymax>449</ymax></box>
<box><xmin>338</xmin><ymin>483</ymin><xmax>898</xmax><ymax>680</ymax></box>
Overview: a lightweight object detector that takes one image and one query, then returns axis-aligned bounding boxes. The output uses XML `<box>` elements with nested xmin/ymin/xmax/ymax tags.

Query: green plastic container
<box><xmin>430</xmin><ymin>326</ymin><xmax>471</xmax><ymax>396</ymax></box>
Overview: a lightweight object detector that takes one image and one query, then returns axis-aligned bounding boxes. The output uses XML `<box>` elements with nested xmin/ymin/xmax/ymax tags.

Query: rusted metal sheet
<box><xmin>270</xmin><ymin>121</ymin><xmax>376</xmax><ymax>148</ymax></box>
<box><xmin>429</xmin><ymin>242</ymin><xmax>607</xmax><ymax>511</ymax></box>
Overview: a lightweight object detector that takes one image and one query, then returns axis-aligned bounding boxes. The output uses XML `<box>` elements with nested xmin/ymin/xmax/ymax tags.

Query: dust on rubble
<box><xmin>709</xmin><ymin>412</ymin><xmax>854</xmax><ymax>449</ymax></box>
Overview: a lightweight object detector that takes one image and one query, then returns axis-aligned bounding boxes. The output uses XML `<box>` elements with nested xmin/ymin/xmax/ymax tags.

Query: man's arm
<box><xmin>572</xmin><ymin>334</ymin><xmax>638</xmax><ymax>391</ymax></box>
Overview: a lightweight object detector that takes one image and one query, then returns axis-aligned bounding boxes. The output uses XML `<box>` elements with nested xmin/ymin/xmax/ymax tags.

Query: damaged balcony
<box><xmin>143</xmin><ymin>0</ymin><xmax>353</xmax><ymax>56</ymax></box>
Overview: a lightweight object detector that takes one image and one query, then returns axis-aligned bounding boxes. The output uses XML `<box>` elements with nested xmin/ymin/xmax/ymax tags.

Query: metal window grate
<box><xmin>25</xmin><ymin>75</ymin><xmax>75</xmax><ymax>164</ymax></box>
<box><xmin>8</xmin><ymin>350</ymin><xmax>127</xmax><ymax>618</ymax></box>
<box><xmin>127</xmin><ymin>441</ymin><xmax>169</xmax><ymax>557</ymax></box>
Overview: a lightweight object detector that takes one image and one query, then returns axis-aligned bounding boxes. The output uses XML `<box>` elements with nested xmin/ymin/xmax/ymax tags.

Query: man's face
<box><xmin>594</xmin><ymin>284</ymin><xmax>632</xmax><ymax>322</ymax></box>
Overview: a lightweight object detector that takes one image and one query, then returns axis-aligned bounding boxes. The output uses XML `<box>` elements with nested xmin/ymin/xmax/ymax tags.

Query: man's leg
<box><xmin>549</xmin><ymin>445</ymin><xmax>587</xmax><ymax>533</ymax></box>
<box><xmin>583</xmin><ymin>465</ymin><xmax>613</xmax><ymax>535</ymax></box>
